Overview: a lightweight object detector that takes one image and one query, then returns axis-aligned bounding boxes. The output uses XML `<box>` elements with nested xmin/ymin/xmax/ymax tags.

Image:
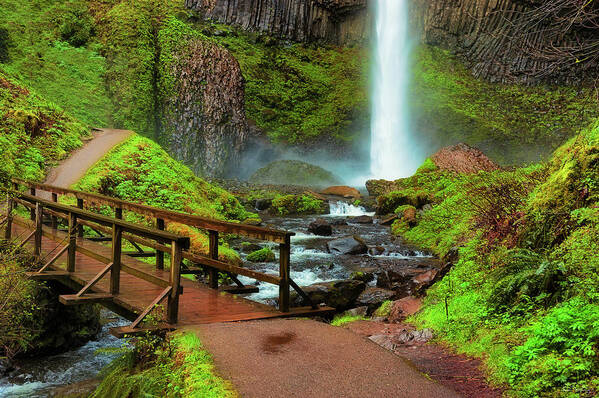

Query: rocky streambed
<box><xmin>231</xmin><ymin>201</ymin><xmax>446</xmax><ymax>313</ymax></box>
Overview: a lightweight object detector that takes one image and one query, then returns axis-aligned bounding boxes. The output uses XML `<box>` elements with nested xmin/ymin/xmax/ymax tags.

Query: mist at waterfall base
<box><xmin>235</xmin><ymin>0</ymin><xmax>424</xmax><ymax>187</ymax></box>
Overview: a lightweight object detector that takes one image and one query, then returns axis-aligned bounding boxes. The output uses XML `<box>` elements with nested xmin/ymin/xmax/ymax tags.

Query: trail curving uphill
<box><xmin>44</xmin><ymin>128</ymin><xmax>132</xmax><ymax>189</ymax></box>
<box><xmin>191</xmin><ymin>319</ymin><xmax>460</xmax><ymax>398</ymax></box>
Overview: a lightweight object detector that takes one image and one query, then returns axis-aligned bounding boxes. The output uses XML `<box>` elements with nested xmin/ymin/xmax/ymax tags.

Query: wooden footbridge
<box><xmin>1</xmin><ymin>179</ymin><xmax>332</xmax><ymax>337</ymax></box>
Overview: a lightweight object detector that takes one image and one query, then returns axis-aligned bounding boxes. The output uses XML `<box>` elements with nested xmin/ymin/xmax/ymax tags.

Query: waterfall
<box><xmin>329</xmin><ymin>201</ymin><xmax>374</xmax><ymax>217</ymax></box>
<box><xmin>370</xmin><ymin>0</ymin><xmax>421</xmax><ymax>180</ymax></box>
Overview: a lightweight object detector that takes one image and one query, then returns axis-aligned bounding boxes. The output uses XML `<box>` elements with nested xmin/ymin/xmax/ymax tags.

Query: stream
<box><xmin>0</xmin><ymin>313</ymin><xmax>127</xmax><ymax>398</ymax></box>
<box><xmin>236</xmin><ymin>201</ymin><xmax>434</xmax><ymax>304</ymax></box>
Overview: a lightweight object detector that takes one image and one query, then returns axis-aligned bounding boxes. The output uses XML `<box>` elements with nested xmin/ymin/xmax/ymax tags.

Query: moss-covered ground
<box><xmin>0</xmin><ymin>0</ymin><xmax>110</xmax><ymax>126</ymax></box>
<box><xmin>73</xmin><ymin>134</ymin><xmax>257</xmax><ymax>263</ymax></box>
<box><xmin>0</xmin><ymin>70</ymin><xmax>89</xmax><ymax>182</ymax></box>
<box><xmin>383</xmin><ymin>122</ymin><xmax>599</xmax><ymax>396</ymax></box>
<box><xmin>91</xmin><ymin>331</ymin><xmax>236</xmax><ymax>398</ymax></box>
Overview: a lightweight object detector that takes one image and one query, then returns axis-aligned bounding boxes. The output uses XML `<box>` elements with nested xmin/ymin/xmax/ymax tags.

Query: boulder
<box><xmin>243</xmin><ymin>218</ymin><xmax>262</xmax><ymax>226</ymax></box>
<box><xmin>308</xmin><ymin>218</ymin><xmax>333</xmax><ymax>236</ymax></box>
<box><xmin>247</xmin><ymin>247</ymin><xmax>276</xmax><ymax>262</ymax></box>
<box><xmin>255</xmin><ymin>198</ymin><xmax>272</xmax><ymax>210</ymax></box>
<box><xmin>321</xmin><ymin>186</ymin><xmax>362</xmax><ymax>199</ymax></box>
<box><xmin>431</xmin><ymin>143</ymin><xmax>500</xmax><ymax>174</ymax></box>
<box><xmin>240</xmin><ymin>242</ymin><xmax>262</xmax><ymax>253</ymax></box>
<box><xmin>249</xmin><ymin>160</ymin><xmax>342</xmax><ymax>187</ymax></box>
<box><xmin>330</xmin><ymin>218</ymin><xmax>348</xmax><ymax>226</ymax></box>
<box><xmin>292</xmin><ymin>279</ymin><xmax>366</xmax><ymax>310</ymax></box>
<box><xmin>344</xmin><ymin>306</ymin><xmax>368</xmax><ymax>317</ymax></box>
<box><xmin>356</xmin><ymin>287</ymin><xmax>396</xmax><ymax>312</ymax></box>
<box><xmin>388</xmin><ymin>296</ymin><xmax>423</xmax><ymax>323</ymax></box>
<box><xmin>350</xmin><ymin>270</ymin><xmax>375</xmax><ymax>283</ymax></box>
<box><xmin>412</xmin><ymin>269</ymin><xmax>439</xmax><ymax>292</ymax></box>
<box><xmin>368</xmin><ymin>246</ymin><xmax>385</xmax><ymax>256</ymax></box>
<box><xmin>350</xmin><ymin>215</ymin><xmax>373</xmax><ymax>224</ymax></box>
<box><xmin>327</xmin><ymin>236</ymin><xmax>368</xmax><ymax>255</ymax></box>
<box><xmin>369</xmin><ymin>334</ymin><xmax>396</xmax><ymax>351</ymax></box>
<box><xmin>365</xmin><ymin>179</ymin><xmax>399</xmax><ymax>197</ymax></box>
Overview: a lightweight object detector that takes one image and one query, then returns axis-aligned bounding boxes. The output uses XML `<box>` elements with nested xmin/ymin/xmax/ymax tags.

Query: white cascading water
<box><xmin>370</xmin><ymin>0</ymin><xmax>421</xmax><ymax>180</ymax></box>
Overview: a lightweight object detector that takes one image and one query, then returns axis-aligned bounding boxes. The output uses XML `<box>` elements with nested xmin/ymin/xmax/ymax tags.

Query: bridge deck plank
<box><xmin>9</xmin><ymin>223</ymin><xmax>324</xmax><ymax>326</ymax></box>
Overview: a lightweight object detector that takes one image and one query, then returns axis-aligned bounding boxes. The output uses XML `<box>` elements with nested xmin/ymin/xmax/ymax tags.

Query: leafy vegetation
<box><xmin>92</xmin><ymin>332</ymin><xmax>236</xmax><ymax>398</ymax></box>
<box><xmin>386</xmin><ymin>122</ymin><xmax>599</xmax><ymax>396</ymax></box>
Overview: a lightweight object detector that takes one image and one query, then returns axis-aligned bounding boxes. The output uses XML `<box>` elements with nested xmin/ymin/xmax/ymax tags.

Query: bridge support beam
<box><xmin>208</xmin><ymin>230</ymin><xmax>219</xmax><ymax>289</ymax></box>
<box><xmin>67</xmin><ymin>212</ymin><xmax>77</xmax><ymax>272</ymax></box>
<box><xmin>279</xmin><ymin>235</ymin><xmax>291</xmax><ymax>313</ymax></box>
<box><xmin>34</xmin><ymin>203</ymin><xmax>43</xmax><ymax>260</ymax></box>
<box><xmin>168</xmin><ymin>240</ymin><xmax>183</xmax><ymax>324</ymax></box>
<box><xmin>111</xmin><ymin>225</ymin><xmax>122</xmax><ymax>295</ymax></box>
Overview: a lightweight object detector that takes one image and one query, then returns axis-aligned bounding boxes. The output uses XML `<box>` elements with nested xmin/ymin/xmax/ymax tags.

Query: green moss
<box><xmin>0</xmin><ymin>0</ymin><xmax>110</xmax><ymax>126</ymax></box>
<box><xmin>271</xmin><ymin>193</ymin><xmax>328</xmax><ymax>216</ymax></box>
<box><xmin>373</xmin><ymin>300</ymin><xmax>393</xmax><ymax>318</ymax></box>
<box><xmin>91</xmin><ymin>332</ymin><xmax>236</xmax><ymax>398</ymax></box>
<box><xmin>246</xmin><ymin>247</ymin><xmax>276</xmax><ymax>263</ymax></box>
<box><xmin>249</xmin><ymin>160</ymin><xmax>342</xmax><ymax>187</ymax></box>
<box><xmin>411</xmin><ymin>45</ymin><xmax>598</xmax><ymax>165</ymax></box>
<box><xmin>330</xmin><ymin>314</ymin><xmax>367</xmax><ymax>327</ymax></box>
<box><xmin>416</xmin><ymin>158</ymin><xmax>438</xmax><ymax>173</ymax></box>
<box><xmin>74</xmin><ymin>134</ymin><xmax>252</xmax><ymax>263</ymax></box>
<box><xmin>0</xmin><ymin>71</ymin><xmax>89</xmax><ymax>182</ymax></box>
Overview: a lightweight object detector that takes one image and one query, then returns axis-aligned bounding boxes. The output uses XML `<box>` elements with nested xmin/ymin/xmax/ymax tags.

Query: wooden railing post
<box><xmin>77</xmin><ymin>198</ymin><xmax>84</xmax><ymax>237</ymax></box>
<box><xmin>67</xmin><ymin>212</ymin><xmax>77</xmax><ymax>272</ymax></box>
<box><xmin>156</xmin><ymin>218</ymin><xmax>164</xmax><ymax>270</ymax></box>
<box><xmin>51</xmin><ymin>193</ymin><xmax>58</xmax><ymax>230</ymax></box>
<box><xmin>4</xmin><ymin>196</ymin><xmax>13</xmax><ymax>240</ymax></box>
<box><xmin>208</xmin><ymin>230</ymin><xmax>219</xmax><ymax>289</ymax></box>
<box><xmin>279</xmin><ymin>235</ymin><xmax>291</xmax><ymax>312</ymax></box>
<box><xmin>168</xmin><ymin>240</ymin><xmax>182</xmax><ymax>324</ymax></box>
<box><xmin>34</xmin><ymin>202</ymin><xmax>43</xmax><ymax>259</ymax></box>
<box><xmin>29</xmin><ymin>188</ymin><xmax>35</xmax><ymax>221</ymax></box>
<box><xmin>111</xmin><ymin>224</ymin><xmax>122</xmax><ymax>295</ymax></box>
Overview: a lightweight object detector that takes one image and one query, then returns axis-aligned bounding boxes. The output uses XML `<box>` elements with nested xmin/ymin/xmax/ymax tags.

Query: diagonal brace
<box><xmin>76</xmin><ymin>262</ymin><xmax>113</xmax><ymax>297</ymax></box>
<box><xmin>37</xmin><ymin>245</ymin><xmax>69</xmax><ymax>274</ymax></box>
<box><xmin>130</xmin><ymin>286</ymin><xmax>172</xmax><ymax>329</ymax></box>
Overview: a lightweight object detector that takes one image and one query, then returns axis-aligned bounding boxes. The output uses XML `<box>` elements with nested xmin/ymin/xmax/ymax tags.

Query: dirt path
<box><xmin>190</xmin><ymin>319</ymin><xmax>460</xmax><ymax>398</ymax></box>
<box><xmin>43</xmin><ymin>128</ymin><xmax>132</xmax><ymax>189</ymax></box>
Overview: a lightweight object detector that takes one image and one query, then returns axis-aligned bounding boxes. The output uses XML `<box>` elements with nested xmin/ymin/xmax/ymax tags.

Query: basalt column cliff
<box><xmin>185</xmin><ymin>0</ymin><xmax>370</xmax><ymax>44</ymax></box>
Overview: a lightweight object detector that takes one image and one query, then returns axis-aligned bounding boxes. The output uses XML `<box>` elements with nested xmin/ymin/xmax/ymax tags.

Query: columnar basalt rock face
<box><xmin>185</xmin><ymin>0</ymin><xmax>370</xmax><ymax>44</ymax></box>
<box><xmin>162</xmin><ymin>39</ymin><xmax>249</xmax><ymax>177</ymax></box>
<box><xmin>411</xmin><ymin>0</ymin><xmax>598</xmax><ymax>84</ymax></box>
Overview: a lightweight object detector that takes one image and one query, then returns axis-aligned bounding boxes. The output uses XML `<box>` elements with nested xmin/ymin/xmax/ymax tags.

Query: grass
<box><xmin>331</xmin><ymin>314</ymin><xmax>367</xmax><ymax>327</ymax></box>
<box><xmin>91</xmin><ymin>331</ymin><xmax>236</xmax><ymax>398</ymax></box>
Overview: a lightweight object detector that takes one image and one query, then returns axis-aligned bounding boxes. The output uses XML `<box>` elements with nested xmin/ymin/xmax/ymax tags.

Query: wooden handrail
<box><xmin>12</xmin><ymin>192</ymin><xmax>190</xmax><ymax>248</ymax></box>
<box><xmin>12</xmin><ymin>179</ymin><xmax>294</xmax><ymax>242</ymax></box>
<box><xmin>6</xmin><ymin>188</ymin><xmax>191</xmax><ymax>325</ymax></box>
<box><xmin>8</xmin><ymin>179</ymin><xmax>309</xmax><ymax>312</ymax></box>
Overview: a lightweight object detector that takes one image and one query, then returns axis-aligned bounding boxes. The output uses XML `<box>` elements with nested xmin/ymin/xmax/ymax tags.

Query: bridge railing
<box><xmin>4</xmin><ymin>186</ymin><xmax>190</xmax><ymax>326</ymax></box>
<box><xmin>10</xmin><ymin>179</ymin><xmax>314</xmax><ymax>312</ymax></box>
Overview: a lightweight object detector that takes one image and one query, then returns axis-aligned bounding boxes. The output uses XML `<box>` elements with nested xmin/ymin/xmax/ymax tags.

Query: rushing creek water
<box><xmin>0</xmin><ymin>201</ymin><xmax>433</xmax><ymax>397</ymax></box>
<box><xmin>237</xmin><ymin>201</ymin><xmax>433</xmax><ymax>304</ymax></box>
<box><xmin>0</xmin><ymin>314</ymin><xmax>127</xmax><ymax>398</ymax></box>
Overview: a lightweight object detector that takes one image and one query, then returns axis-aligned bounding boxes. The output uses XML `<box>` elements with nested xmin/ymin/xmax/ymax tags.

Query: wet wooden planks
<box><xmin>9</xmin><ymin>222</ymin><xmax>331</xmax><ymax>328</ymax></box>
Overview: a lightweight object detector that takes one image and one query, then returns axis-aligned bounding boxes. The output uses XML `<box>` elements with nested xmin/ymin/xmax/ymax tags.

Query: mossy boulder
<box><xmin>270</xmin><ymin>192</ymin><xmax>329</xmax><ymax>216</ymax></box>
<box><xmin>249</xmin><ymin>160</ymin><xmax>342</xmax><ymax>187</ymax></box>
<box><xmin>292</xmin><ymin>279</ymin><xmax>366</xmax><ymax>311</ymax></box>
<box><xmin>246</xmin><ymin>247</ymin><xmax>276</xmax><ymax>262</ymax></box>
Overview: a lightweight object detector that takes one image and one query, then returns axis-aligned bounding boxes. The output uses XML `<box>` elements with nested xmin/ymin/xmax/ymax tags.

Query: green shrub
<box><xmin>374</xmin><ymin>300</ymin><xmax>393</xmax><ymax>318</ymax></box>
<box><xmin>271</xmin><ymin>193</ymin><xmax>326</xmax><ymax>216</ymax></box>
<box><xmin>331</xmin><ymin>314</ymin><xmax>366</xmax><ymax>327</ymax></box>
<box><xmin>507</xmin><ymin>299</ymin><xmax>599</xmax><ymax>397</ymax></box>
<box><xmin>57</xmin><ymin>2</ymin><xmax>95</xmax><ymax>47</ymax></box>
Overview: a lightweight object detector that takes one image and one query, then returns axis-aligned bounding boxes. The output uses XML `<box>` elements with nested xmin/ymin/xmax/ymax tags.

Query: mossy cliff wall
<box><xmin>185</xmin><ymin>0</ymin><xmax>370</xmax><ymax>44</ymax></box>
